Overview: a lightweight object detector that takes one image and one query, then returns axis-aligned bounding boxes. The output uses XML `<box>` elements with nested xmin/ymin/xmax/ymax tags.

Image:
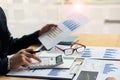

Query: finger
<box><xmin>19</xmin><ymin>49</ymin><xmax>34</xmax><ymax>55</ymax></box>
<box><xmin>39</xmin><ymin>24</ymin><xmax>57</xmax><ymax>36</ymax></box>
<box><xmin>46</xmin><ymin>24</ymin><xmax>57</xmax><ymax>29</ymax></box>
<box><xmin>47</xmin><ymin>24</ymin><xmax>57</xmax><ymax>27</ymax></box>
<box><xmin>21</xmin><ymin>49</ymin><xmax>35</xmax><ymax>57</ymax></box>
<box><xmin>22</xmin><ymin>56</ymin><xmax>31</xmax><ymax>66</ymax></box>
<box><xmin>24</xmin><ymin>52</ymin><xmax>33</xmax><ymax>58</ymax></box>
<box><xmin>22</xmin><ymin>51</ymin><xmax>41</xmax><ymax>62</ymax></box>
<box><xmin>32</xmin><ymin>54</ymin><xmax>41</xmax><ymax>62</ymax></box>
<box><xmin>49</xmin><ymin>24</ymin><xmax>57</xmax><ymax>28</ymax></box>
<box><xmin>25</xmin><ymin>56</ymin><xmax>32</xmax><ymax>64</ymax></box>
<box><xmin>25</xmin><ymin>48</ymin><xmax>34</xmax><ymax>52</ymax></box>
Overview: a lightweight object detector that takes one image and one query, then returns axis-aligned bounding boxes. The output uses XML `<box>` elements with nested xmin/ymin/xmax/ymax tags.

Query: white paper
<box><xmin>44</xmin><ymin>45</ymin><xmax>120</xmax><ymax>60</ymax></box>
<box><xmin>38</xmin><ymin>13</ymin><xmax>88</xmax><ymax>49</ymax></box>
<box><xmin>7</xmin><ymin>68</ymin><xmax>74</xmax><ymax>79</ymax></box>
<box><xmin>73</xmin><ymin>59</ymin><xmax>120</xmax><ymax>80</ymax></box>
<box><xmin>81</xmin><ymin>46</ymin><xmax>120</xmax><ymax>60</ymax></box>
<box><xmin>97</xmin><ymin>60</ymin><xmax>120</xmax><ymax>80</ymax></box>
<box><xmin>51</xmin><ymin>45</ymin><xmax>120</xmax><ymax>60</ymax></box>
<box><xmin>46</xmin><ymin>44</ymin><xmax>81</xmax><ymax>59</ymax></box>
<box><xmin>6</xmin><ymin>50</ymin><xmax>80</xmax><ymax>79</ymax></box>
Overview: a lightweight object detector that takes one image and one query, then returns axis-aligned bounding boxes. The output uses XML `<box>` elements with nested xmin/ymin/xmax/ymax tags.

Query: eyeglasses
<box><xmin>49</xmin><ymin>43</ymin><xmax>86</xmax><ymax>56</ymax></box>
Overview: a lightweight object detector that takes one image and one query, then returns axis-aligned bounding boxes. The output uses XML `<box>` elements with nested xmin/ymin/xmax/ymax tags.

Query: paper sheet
<box><xmin>38</xmin><ymin>13</ymin><xmax>88</xmax><ymax>49</ymax></box>
<box><xmin>50</xmin><ymin>45</ymin><xmax>120</xmax><ymax>60</ymax></box>
<box><xmin>46</xmin><ymin>45</ymin><xmax>120</xmax><ymax>60</ymax></box>
<box><xmin>7</xmin><ymin>68</ymin><xmax>74</xmax><ymax>79</ymax></box>
<box><xmin>81</xmin><ymin>46</ymin><xmax>120</xmax><ymax>60</ymax></box>
<box><xmin>73</xmin><ymin>59</ymin><xmax>120</xmax><ymax>80</ymax></box>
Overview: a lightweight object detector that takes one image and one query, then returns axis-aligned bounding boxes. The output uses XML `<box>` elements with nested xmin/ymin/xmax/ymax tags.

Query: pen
<box><xmin>29</xmin><ymin>45</ymin><xmax>44</xmax><ymax>54</ymax></box>
<box><xmin>72</xmin><ymin>73</ymin><xmax>76</xmax><ymax>79</ymax></box>
<box><xmin>29</xmin><ymin>50</ymin><xmax>41</xmax><ymax>54</ymax></box>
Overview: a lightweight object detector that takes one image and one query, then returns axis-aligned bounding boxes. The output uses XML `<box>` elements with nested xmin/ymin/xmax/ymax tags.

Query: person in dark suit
<box><xmin>0</xmin><ymin>6</ymin><xmax>57</xmax><ymax>75</ymax></box>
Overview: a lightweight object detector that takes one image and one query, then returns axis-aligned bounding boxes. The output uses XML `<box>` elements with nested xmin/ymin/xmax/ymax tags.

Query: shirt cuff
<box><xmin>7</xmin><ymin>57</ymin><xmax>10</xmax><ymax>70</ymax></box>
<box><xmin>7</xmin><ymin>55</ymin><xmax>13</xmax><ymax>70</ymax></box>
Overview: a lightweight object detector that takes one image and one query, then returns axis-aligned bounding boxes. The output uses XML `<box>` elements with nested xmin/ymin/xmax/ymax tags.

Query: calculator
<box><xmin>28</xmin><ymin>54</ymin><xmax>63</xmax><ymax>69</ymax></box>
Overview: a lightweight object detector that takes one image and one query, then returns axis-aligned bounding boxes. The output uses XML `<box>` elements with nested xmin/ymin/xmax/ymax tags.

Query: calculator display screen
<box><xmin>56</xmin><ymin>55</ymin><xmax>63</xmax><ymax>64</ymax></box>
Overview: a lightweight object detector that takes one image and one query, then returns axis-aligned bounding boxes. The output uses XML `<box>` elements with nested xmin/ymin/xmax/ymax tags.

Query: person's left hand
<box><xmin>39</xmin><ymin>24</ymin><xmax>57</xmax><ymax>36</ymax></box>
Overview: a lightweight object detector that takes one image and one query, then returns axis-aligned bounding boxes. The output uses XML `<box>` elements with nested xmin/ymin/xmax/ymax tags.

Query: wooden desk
<box><xmin>0</xmin><ymin>34</ymin><xmax>120</xmax><ymax>80</ymax></box>
<box><xmin>72</xmin><ymin>34</ymin><xmax>120</xmax><ymax>47</ymax></box>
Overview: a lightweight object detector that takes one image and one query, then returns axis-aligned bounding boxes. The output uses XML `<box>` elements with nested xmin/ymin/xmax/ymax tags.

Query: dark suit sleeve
<box><xmin>8</xmin><ymin>30</ymin><xmax>40</xmax><ymax>55</ymax></box>
<box><xmin>0</xmin><ymin>7</ymin><xmax>10</xmax><ymax>75</ymax></box>
<box><xmin>0</xmin><ymin>57</ymin><xmax>9</xmax><ymax>75</ymax></box>
<box><xmin>0</xmin><ymin>6</ymin><xmax>41</xmax><ymax>75</ymax></box>
<box><xmin>0</xmin><ymin>31</ymin><xmax>41</xmax><ymax>75</ymax></box>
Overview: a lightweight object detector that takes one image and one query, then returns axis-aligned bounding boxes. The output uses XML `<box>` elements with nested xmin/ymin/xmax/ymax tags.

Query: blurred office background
<box><xmin>0</xmin><ymin>0</ymin><xmax>120</xmax><ymax>37</ymax></box>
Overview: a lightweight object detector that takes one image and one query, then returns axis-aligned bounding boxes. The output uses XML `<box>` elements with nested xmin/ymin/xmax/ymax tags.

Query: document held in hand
<box><xmin>38</xmin><ymin>13</ymin><xmax>88</xmax><ymax>50</ymax></box>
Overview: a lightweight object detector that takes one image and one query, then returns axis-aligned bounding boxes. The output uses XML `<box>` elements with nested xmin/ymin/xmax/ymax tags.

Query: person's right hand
<box><xmin>9</xmin><ymin>48</ymin><xmax>41</xmax><ymax>69</ymax></box>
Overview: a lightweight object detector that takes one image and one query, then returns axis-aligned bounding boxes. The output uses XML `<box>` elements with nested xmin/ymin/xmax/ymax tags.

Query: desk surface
<box><xmin>1</xmin><ymin>34</ymin><xmax>120</xmax><ymax>80</ymax></box>
<box><xmin>73</xmin><ymin>34</ymin><xmax>120</xmax><ymax>47</ymax></box>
